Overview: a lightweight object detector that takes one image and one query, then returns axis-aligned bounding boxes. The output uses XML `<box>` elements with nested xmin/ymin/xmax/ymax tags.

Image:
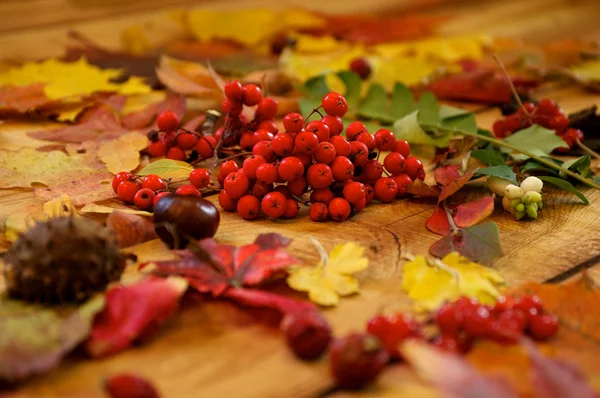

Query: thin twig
<box><xmin>442</xmin><ymin>203</ymin><xmax>459</xmax><ymax>233</ymax></box>
<box><xmin>576</xmin><ymin>139</ymin><xmax>600</xmax><ymax>161</ymax></box>
<box><xmin>430</xmin><ymin>258</ymin><xmax>461</xmax><ymax>287</ymax></box>
<box><xmin>492</xmin><ymin>53</ymin><xmax>531</xmax><ymax>120</ymax></box>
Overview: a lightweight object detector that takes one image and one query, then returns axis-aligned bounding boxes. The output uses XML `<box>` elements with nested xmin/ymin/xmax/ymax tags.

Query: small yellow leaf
<box><xmin>42</xmin><ymin>195</ymin><xmax>77</xmax><ymax>218</ymax></box>
<box><xmin>402</xmin><ymin>252</ymin><xmax>505</xmax><ymax>312</ymax></box>
<box><xmin>137</xmin><ymin>159</ymin><xmax>194</xmax><ymax>182</ymax></box>
<box><xmin>98</xmin><ymin>132</ymin><xmax>149</xmax><ymax>174</ymax></box>
<box><xmin>287</xmin><ymin>241</ymin><xmax>369</xmax><ymax>306</ymax></box>
<box><xmin>80</xmin><ymin>203</ymin><xmax>152</xmax><ymax>216</ymax></box>
<box><xmin>5</xmin><ymin>196</ymin><xmax>76</xmax><ymax>242</ymax></box>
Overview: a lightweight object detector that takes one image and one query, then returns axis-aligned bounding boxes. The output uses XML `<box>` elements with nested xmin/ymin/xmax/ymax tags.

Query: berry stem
<box><xmin>492</xmin><ymin>53</ymin><xmax>531</xmax><ymax>121</ymax></box>
<box><xmin>304</xmin><ymin>107</ymin><xmax>325</xmax><ymax>125</ymax></box>
<box><xmin>442</xmin><ymin>203</ymin><xmax>459</xmax><ymax>233</ymax></box>
<box><xmin>292</xmin><ymin>195</ymin><xmax>311</xmax><ymax>206</ymax></box>
<box><xmin>576</xmin><ymin>139</ymin><xmax>600</xmax><ymax>161</ymax></box>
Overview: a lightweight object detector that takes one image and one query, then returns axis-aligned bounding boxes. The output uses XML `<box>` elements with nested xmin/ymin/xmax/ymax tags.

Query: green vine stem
<box><xmin>422</xmin><ymin>124</ymin><xmax>600</xmax><ymax>191</ymax></box>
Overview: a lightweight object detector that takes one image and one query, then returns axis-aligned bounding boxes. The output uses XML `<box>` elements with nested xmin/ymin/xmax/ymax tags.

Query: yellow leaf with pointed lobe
<box><xmin>5</xmin><ymin>196</ymin><xmax>76</xmax><ymax>242</ymax></box>
<box><xmin>98</xmin><ymin>132</ymin><xmax>149</xmax><ymax>174</ymax></box>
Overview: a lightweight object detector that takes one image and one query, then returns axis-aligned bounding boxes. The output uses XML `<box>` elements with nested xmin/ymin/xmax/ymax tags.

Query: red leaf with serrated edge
<box><xmin>224</xmin><ymin>288</ymin><xmax>315</xmax><ymax>315</ymax></box>
<box><xmin>407</xmin><ymin>180</ymin><xmax>440</xmax><ymax>198</ymax></box>
<box><xmin>434</xmin><ymin>165</ymin><xmax>462</xmax><ymax>186</ymax></box>
<box><xmin>454</xmin><ymin>196</ymin><xmax>495</xmax><ymax>229</ymax></box>
<box><xmin>426</xmin><ymin>206</ymin><xmax>451</xmax><ymax>236</ymax></box>
<box><xmin>438</xmin><ymin>170</ymin><xmax>476</xmax><ymax>203</ymax></box>
<box><xmin>85</xmin><ymin>276</ymin><xmax>187</xmax><ymax>358</ymax></box>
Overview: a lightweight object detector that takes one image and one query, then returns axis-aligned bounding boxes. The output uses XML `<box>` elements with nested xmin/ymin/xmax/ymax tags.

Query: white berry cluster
<box><xmin>488</xmin><ymin>176</ymin><xmax>544</xmax><ymax>220</ymax></box>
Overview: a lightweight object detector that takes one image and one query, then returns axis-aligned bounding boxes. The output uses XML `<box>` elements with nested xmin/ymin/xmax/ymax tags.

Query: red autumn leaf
<box><xmin>0</xmin><ymin>84</ymin><xmax>55</xmax><ymax>115</ymax></box>
<box><xmin>106</xmin><ymin>211</ymin><xmax>157</xmax><ymax>249</ymax></box>
<box><xmin>121</xmin><ymin>92</ymin><xmax>185</xmax><ymax>130</ymax></box>
<box><xmin>454</xmin><ymin>196</ymin><xmax>495</xmax><ymax>229</ymax></box>
<box><xmin>144</xmin><ymin>233</ymin><xmax>300</xmax><ymax>297</ymax></box>
<box><xmin>426</xmin><ymin>206</ymin><xmax>451</xmax><ymax>236</ymax></box>
<box><xmin>407</xmin><ymin>179</ymin><xmax>440</xmax><ymax>198</ymax></box>
<box><xmin>429</xmin><ymin>222</ymin><xmax>503</xmax><ymax>264</ymax></box>
<box><xmin>85</xmin><ymin>276</ymin><xmax>187</xmax><ymax>358</ymax></box>
<box><xmin>33</xmin><ymin>173</ymin><xmax>114</xmax><ymax>206</ymax></box>
<box><xmin>434</xmin><ymin>164</ymin><xmax>462</xmax><ymax>186</ymax></box>
<box><xmin>437</xmin><ymin>170</ymin><xmax>476</xmax><ymax>203</ymax></box>
<box><xmin>182</xmin><ymin>114</ymin><xmax>206</xmax><ymax>132</ymax></box>
<box><xmin>224</xmin><ymin>288</ymin><xmax>315</xmax><ymax>315</ymax></box>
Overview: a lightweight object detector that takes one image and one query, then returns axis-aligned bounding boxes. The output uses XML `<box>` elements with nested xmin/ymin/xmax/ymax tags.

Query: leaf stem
<box><xmin>492</xmin><ymin>53</ymin><xmax>531</xmax><ymax>120</ymax></box>
<box><xmin>576</xmin><ymin>139</ymin><xmax>600</xmax><ymax>161</ymax></box>
<box><xmin>442</xmin><ymin>203</ymin><xmax>459</xmax><ymax>233</ymax></box>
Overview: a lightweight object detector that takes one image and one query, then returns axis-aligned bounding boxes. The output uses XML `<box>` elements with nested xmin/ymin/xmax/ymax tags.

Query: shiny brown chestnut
<box><xmin>153</xmin><ymin>194</ymin><xmax>220</xmax><ymax>249</ymax></box>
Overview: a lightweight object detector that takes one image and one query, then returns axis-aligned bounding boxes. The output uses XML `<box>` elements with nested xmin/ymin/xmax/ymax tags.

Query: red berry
<box><xmin>306</xmin><ymin>163</ymin><xmax>334</xmax><ymax>189</ymax></box>
<box><xmin>222</xmin><ymin>97</ymin><xmax>243</xmax><ymax>116</ymax></box>
<box><xmin>282</xmin><ymin>199</ymin><xmax>300</xmax><ymax>219</ymax></box>
<box><xmin>309</xmin><ymin>202</ymin><xmax>329</xmax><ymax>221</ymax></box>
<box><xmin>274</xmin><ymin>184</ymin><xmax>293</xmax><ymax>199</ymax></box>
<box><xmin>281</xmin><ymin>310</ymin><xmax>332</xmax><ymax>360</ymax></box>
<box><xmin>331</xmin><ymin>156</ymin><xmax>355</xmax><ymax>181</ymax></box>
<box><xmin>432</xmin><ymin>334</ymin><xmax>466</xmax><ymax>354</ymax></box>
<box><xmin>242</xmin><ymin>155</ymin><xmax>266</xmax><ymax>180</ymax></box>
<box><xmin>272</xmin><ymin>132</ymin><xmax>295</xmax><ymax>157</ymax></box>
<box><xmin>148</xmin><ymin>139</ymin><xmax>168</xmax><ymax>157</ymax></box>
<box><xmin>176</xmin><ymin>133</ymin><xmax>198</xmax><ymax>150</ymax></box>
<box><xmin>435</xmin><ymin>302</ymin><xmax>463</xmax><ymax>336</ymax></box>
<box><xmin>224</xmin><ymin>170</ymin><xmax>250</xmax><ymax>200</ymax></box>
<box><xmin>321</xmin><ymin>115</ymin><xmax>344</xmax><ymax>136</ymax></box>
<box><xmin>350</xmin><ymin>141</ymin><xmax>369</xmax><ymax>166</ymax></box>
<box><xmin>329</xmin><ymin>136</ymin><xmax>352</xmax><ymax>157</ymax></box>
<box><xmin>255</xmin><ymin>129</ymin><xmax>274</xmax><ymax>142</ymax></box>
<box><xmin>355</xmin><ymin>132</ymin><xmax>376</xmax><ymax>152</ymax></box>
<box><xmin>517</xmin><ymin>102</ymin><xmax>536</xmax><ymax>117</ymax></box>
<box><xmin>363</xmin><ymin>184</ymin><xmax>375</xmax><ymax>204</ymax></box>
<box><xmin>462</xmin><ymin>305</ymin><xmax>491</xmax><ymax>339</ymax></box>
<box><xmin>314</xmin><ymin>142</ymin><xmax>337</xmax><ymax>165</ymax></box>
<box><xmin>352</xmin><ymin>197</ymin><xmax>367</xmax><ymax>212</ymax></box>
<box><xmin>366</xmin><ymin>313</ymin><xmax>421</xmax><ymax>359</ymax></box>
<box><xmin>242</xmin><ymin>84</ymin><xmax>262</xmax><ymax>106</ymax></box>
<box><xmin>306</xmin><ymin>121</ymin><xmax>331</xmax><ymax>142</ymax></box>
<box><xmin>218</xmin><ymin>190</ymin><xmax>237</xmax><ymax>211</ymax></box>
<box><xmin>310</xmin><ymin>188</ymin><xmax>334</xmax><ymax>205</ymax></box>
<box><xmin>565</xmin><ymin>128</ymin><xmax>584</xmax><ymax>144</ymax></box>
<box><xmin>392</xmin><ymin>140</ymin><xmax>410</xmax><ymax>157</ymax></box>
<box><xmin>175</xmin><ymin>184</ymin><xmax>201</xmax><ymax>196</ymax></box>
<box><xmin>224</xmin><ymin>80</ymin><xmax>244</xmax><ymax>102</ymax></box>
<box><xmin>393</xmin><ymin>174</ymin><xmax>412</xmax><ymax>197</ymax></box>
<box><xmin>237</xmin><ymin>195</ymin><xmax>260</xmax><ymax>220</ymax></box>
<box><xmin>528</xmin><ymin>313</ymin><xmax>559</xmax><ymax>341</ymax></box>
<box><xmin>349</xmin><ymin>57</ymin><xmax>372</xmax><ymax>80</ymax></box>
<box><xmin>283</xmin><ymin>112</ymin><xmax>304</xmax><ymax>134</ymax></box>
<box><xmin>374</xmin><ymin>128</ymin><xmax>396</xmax><ymax>151</ymax></box>
<box><xmin>345</xmin><ymin>121</ymin><xmax>367</xmax><ymax>141</ymax></box>
<box><xmin>295</xmin><ymin>131</ymin><xmax>319</xmax><ymax>154</ymax></box>
<box><xmin>535</xmin><ymin>98</ymin><xmax>559</xmax><ymax>117</ymax></box>
<box><xmin>189</xmin><ymin>168</ymin><xmax>210</xmax><ymax>189</ymax></box>
<box><xmin>255</xmin><ymin>97</ymin><xmax>279</xmax><ymax>120</ymax></box>
<box><xmin>166</xmin><ymin>146</ymin><xmax>186</xmax><ymax>161</ymax></box>
<box><xmin>163</xmin><ymin>131</ymin><xmax>176</xmax><ymax>147</ymax></box>
<box><xmin>220</xmin><ymin>160</ymin><xmax>239</xmax><ymax>177</ymax></box>
<box><xmin>252</xmin><ymin>140</ymin><xmax>276</xmax><ymax>163</ymax></box>
<box><xmin>288</xmin><ymin>176</ymin><xmax>308</xmax><ymax>197</ymax></box>
<box><xmin>213</xmin><ymin>128</ymin><xmax>223</xmax><ymax>143</ymax></box>
<box><xmin>117</xmin><ymin>178</ymin><xmax>142</xmax><ymax>203</ymax></box>
<box><xmin>133</xmin><ymin>188</ymin><xmax>155</xmax><ymax>210</ymax></box>
<box><xmin>297</xmin><ymin>153</ymin><xmax>313</xmax><ymax>169</ymax></box>
<box><xmin>403</xmin><ymin>156</ymin><xmax>423</xmax><ymax>180</ymax></box>
<box><xmin>549</xmin><ymin>114</ymin><xmax>569</xmax><ymax>133</ymax></box>
<box><xmin>329</xmin><ymin>333</ymin><xmax>389</xmax><ymax>390</ymax></box>
<box><xmin>516</xmin><ymin>294</ymin><xmax>543</xmax><ymax>313</ymax></box>
<box><xmin>261</xmin><ymin>191</ymin><xmax>287</xmax><ymax>218</ymax></box>
<box><xmin>112</xmin><ymin>172</ymin><xmax>132</xmax><ymax>193</ymax></box>
<box><xmin>383</xmin><ymin>152</ymin><xmax>405</xmax><ymax>175</ymax></box>
<box><xmin>278</xmin><ymin>156</ymin><xmax>305</xmax><ymax>182</ymax></box>
<box><xmin>343</xmin><ymin>182</ymin><xmax>366</xmax><ymax>204</ymax></box>
<box><xmin>256</xmin><ymin>163</ymin><xmax>278</xmax><ymax>184</ymax></box>
<box><xmin>104</xmin><ymin>373</ymin><xmax>160</xmax><ymax>398</ymax></box>
<box><xmin>156</xmin><ymin>110</ymin><xmax>179</xmax><ymax>132</ymax></box>
<box><xmin>322</xmin><ymin>92</ymin><xmax>348</xmax><ymax>117</ymax></box>
<box><xmin>153</xmin><ymin>192</ymin><xmax>171</xmax><ymax>207</ymax></box>
<box><xmin>374</xmin><ymin>177</ymin><xmax>398</xmax><ymax>203</ymax></box>
<box><xmin>196</xmin><ymin>137</ymin><xmax>215</xmax><ymax>160</ymax></box>
<box><xmin>362</xmin><ymin>160</ymin><xmax>384</xmax><ymax>183</ymax></box>
<box><xmin>258</xmin><ymin>120</ymin><xmax>278</xmax><ymax>134</ymax></box>
<box><xmin>328</xmin><ymin>198</ymin><xmax>351</xmax><ymax>222</ymax></box>
<box><xmin>142</xmin><ymin>174</ymin><xmax>166</xmax><ymax>192</ymax></box>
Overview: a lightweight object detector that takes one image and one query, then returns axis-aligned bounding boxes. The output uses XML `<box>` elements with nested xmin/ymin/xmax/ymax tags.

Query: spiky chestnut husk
<box><xmin>3</xmin><ymin>216</ymin><xmax>126</xmax><ymax>304</ymax></box>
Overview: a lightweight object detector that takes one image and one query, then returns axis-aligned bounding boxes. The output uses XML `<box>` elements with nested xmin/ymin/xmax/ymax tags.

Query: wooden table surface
<box><xmin>2</xmin><ymin>0</ymin><xmax>600</xmax><ymax>397</ymax></box>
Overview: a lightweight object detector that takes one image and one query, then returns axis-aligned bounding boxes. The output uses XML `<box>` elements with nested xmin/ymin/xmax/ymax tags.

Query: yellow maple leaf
<box><xmin>98</xmin><ymin>132</ymin><xmax>149</xmax><ymax>174</ymax></box>
<box><xmin>402</xmin><ymin>252</ymin><xmax>505</xmax><ymax>312</ymax></box>
<box><xmin>0</xmin><ymin>57</ymin><xmax>151</xmax><ymax>100</ymax></box>
<box><xmin>287</xmin><ymin>239</ymin><xmax>369</xmax><ymax>306</ymax></box>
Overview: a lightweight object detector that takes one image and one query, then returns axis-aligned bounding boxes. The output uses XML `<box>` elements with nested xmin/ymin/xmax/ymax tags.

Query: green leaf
<box><xmin>476</xmin><ymin>165</ymin><xmax>518</xmax><ymax>184</ymax></box>
<box><xmin>357</xmin><ymin>83</ymin><xmax>389</xmax><ymax>122</ymax></box>
<box><xmin>538</xmin><ymin>176</ymin><xmax>589</xmax><ymax>204</ymax></box>
<box><xmin>138</xmin><ymin>159</ymin><xmax>194</xmax><ymax>182</ymax></box>
<box><xmin>439</xmin><ymin>105</ymin><xmax>472</xmax><ymax>119</ymax></box>
<box><xmin>303</xmin><ymin>74</ymin><xmax>329</xmax><ymax>103</ymax></box>
<box><xmin>429</xmin><ymin>222</ymin><xmax>503</xmax><ymax>265</ymax></box>
<box><xmin>390</xmin><ymin>83</ymin><xmax>415</xmax><ymax>120</ymax></box>
<box><xmin>501</xmin><ymin>125</ymin><xmax>567</xmax><ymax>161</ymax></box>
<box><xmin>521</xmin><ymin>159</ymin><xmax>559</xmax><ymax>175</ymax></box>
<box><xmin>562</xmin><ymin>155</ymin><xmax>591</xmax><ymax>177</ymax></box>
<box><xmin>417</xmin><ymin>91</ymin><xmax>441</xmax><ymax>127</ymax></box>
<box><xmin>441</xmin><ymin>112</ymin><xmax>477</xmax><ymax>134</ymax></box>
<box><xmin>394</xmin><ymin>110</ymin><xmax>451</xmax><ymax>147</ymax></box>
<box><xmin>299</xmin><ymin>97</ymin><xmax>318</xmax><ymax>119</ymax></box>
<box><xmin>471</xmin><ymin>149</ymin><xmax>508</xmax><ymax>167</ymax></box>
<box><xmin>337</xmin><ymin>71</ymin><xmax>362</xmax><ymax>109</ymax></box>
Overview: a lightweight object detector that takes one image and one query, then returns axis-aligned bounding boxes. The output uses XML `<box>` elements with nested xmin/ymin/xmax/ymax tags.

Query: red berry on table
<box><xmin>306</xmin><ymin>120</ymin><xmax>331</xmax><ymax>142</ymax></box>
<box><xmin>374</xmin><ymin>177</ymin><xmax>398</xmax><ymax>203</ymax></box>
<box><xmin>355</xmin><ymin>132</ymin><xmax>376</xmax><ymax>151</ymax></box>
<box><xmin>166</xmin><ymin>146</ymin><xmax>186</xmax><ymax>161</ymax></box>
<box><xmin>432</xmin><ymin>334</ymin><xmax>465</xmax><ymax>354</ymax></box>
<box><xmin>310</xmin><ymin>188</ymin><xmax>335</xmax><ymax>205</ymax></box>
<box><xmin>176</xmin><ymin>133</ymin><xmax>198</xmax><ymax>150</ymax></box>
<box><xmin>255</xmin><ymin>97</ymin><xmax>279</xmax><ymax>120</ymax></box>
<box><xmin>350</xmin><ymin>141</ymin><xmax>370</xmax><ymax>166</ymax></box>
<box><xmin>392</xmin><ymin>139</ymin><xmax>410</xmax><ymax>158</ymax></box>
<box><xmin>528</xmin><ymin>313</ymin><xmax>559</xmax><ymax>341</ymax></box>
<box><xmin>221</xmin><ymin>98</ymin><xmax>242</xmax><ymax>116</ymax></box>
<box><xmin>297</xmin><ymin>153</ymin><xmax>313</xmax><ymax>169</ymax></box>
<box><xmin>252</xmin><ymin>181</ymin><xmax>272</xmax><ymax>199</ymax></box>
<box><xmin>435</xmin><ymin>302</ymin><xmax>463</xmax><ymax>336</ymax></box>
<box><xmin>196</xmin><ymin>137</ymin><xmax>215</xmax><ymax>160</ymax></box>
<box><xmin>295</xmin><ymin>131</ymin><xmax>319</xmax><ymax>154</ymax></box>
<box><xmin>242</xmin><ymin>155</ymin><xmax>267</xmax><ymax>180</ymax></box>
<box><xmin>282</xmin><ymin>199</ymin><xmax>300</xmax><ymax>219</ymax></box>
<box><xmin>112</xmin><ymin>171</ymin><xmax>132</xmax><ymax>193</ymax></box>
<box><xmin>175</xmin><ymin>184</ymin><xmax>201</xmax><ymax>197</ymax></box>
<box><xmin>142</xmin><ymin>174</ymin><xmax>166</xmax><ymax>192</ymax></box>
<box><xmin>364</xmin><ymin>184</ymin><xmax>375</xmax><ymax>204</ymax></box>
<box><xmin>349</xmin><ymin>57</ymin><xmax>372</xmax><ymax>80</ymax></box>
<box><xmin>261</xmin><ymin>191</ymin><xmax>287</xmax><ymax>218</ymax></box>
<box><xmin>383</xmin><ymin>152</ymin><xmax>405</xmax><ymax>175</ymax></box>
<box><xmin>331</xmin><ymin>156</ymin><xmax>355</xmax><ymax>181</ymax></box>
<box><xmin>117</xmin><ymin>178</ymin><xmax>142</xmax><ymax>203</ymax></box>
<box><xmin>345</xmin><ymin>121</ymin><xmax>367</xmax><ymax>141</ymax></box>
<box><xmin>329</xmin><ymin>333</ymin><xmax>389</xmax><ymax>390</ymax></box>
<box><xmin>224</xmin><ymin>170</ymin><xmax>250</xmax><ymax>200</ymax></box>
<box><xmin>403</xmin><ymin>156</ymin><xmax>423</xmax><ymax>180</ymax></box>
<box><xmin>224</xmin><ymin>80</ymin><xmax>244</xmax><ymax>102</ymax></box>
<box><xmin>156</xmin><ymin>110</ymin><xmax>179</xmax><ymax>132</ymax></box>
<box><xmin>278</xmin><ymin>156</ymin><xmax>305</xmax><ymax>182</ymax></box>
<box><xmin>374</xmin><ymin>128</ymin><xmax>396</xmax><ymax>151</ymax></box>
<box><xmin>242</xmin><ymin>84</ymin><xmax>263</xmax><ymax>106</ymax></box>
<box><xmin>272</xmin><ymin>132</ymin><xmax>295</xmax><ymax>157</ymax></box>
<box><xmin>328</xmin><ymin>198</ymin><xmax>351</xmax><ymax>222</ymax></box>
<box><xmin>309</xmin><ymin>202</ymin><xmax>329</xmax><ymax>221</ymax></box>
<box><xmin>133</xmin><ymin>188</ymin><xmax>155</xmax><ymax>211</ymax></box>
<box><xmin>307</xmin><ymin>163</ymin><xmax>334</xmax><ymax>189</ymax></box>
<box><xmin>314</xmin><ymin>142</ymin><xmax>337</xmax><ymax>165</ymax></box>
<box><xmin>518</xmin><ymin>102</ymin><xmax>536</xmax><ymax>116</ymax></box>
<box><xmin>189</xmin><ymin>168</ymin><xmax>210</xmax><ymax>189</ymax></box>
<box><xmin>352</xmin><ymin>197</ymin><xmax>367</xmax><ymax>212</ymax></box>
<box><xmin>343</xmin><ymin>182</ymin><xmax>366</xmax><ymax>205</ymax></box>
<box><xmin>237</xmin><ymin>195</ymin><xmax>261</xmax><ymax>220</ymax></box>
<box><xmin>148</xmin><ymin>139</ymin><xmax>168</xmax><ymax>157</ymax></box>
<box><xmin>516</xmin><ymin>294</ymin><xmax>543</xmax><ymax>313</ymax></box>
<box><xmin>256</xmin><ymin>163</ymin><xmax>278</xmax><ymax>184</ymax></box>
<box><xmin>366</xmin><ymin>313</ymin><xmax>421</xmax><ymax>359</ymax></box>
<box><xmin>322</xmin><ymin>92</ymin><xmax>348</xmax><ymax>117</ymax></box>
<box><xmin>283</xmin><ymin>112</ymin><xmax>304</xmax><ymax>134</ymax></box>
<box><xmin>163</xmin><ymin>131</ymin><xmax>176</xmax><ymax>147</ymax></box>
<box><xmin>255</xmin><ymin>129</ymin><xmax>274</xmax><ymax>143</ymax></box>
<box><xmin>549</xmin><ymin>114</ymin><xmax>569</xmax><ymax>133</ymax></box>
<box><xmin>393</xmin><ymin>174</ymin><xmax>412</xmax><ymax>197</ymax></box>
<box><xmin>281</xmin><ymin>310</ymin><xmax>332</xmax><ymax>360</ymax></box>
<box><xmin>536</xmin><ymin>98</ymin><xmax>559</xmax><ymax>117</ymax></box>
<box><xmin>462</xmin><ymin>305</ymin><xmax>491</xmax><ymax>339</ymax></box>
<box><xmin>329</xmin><ymin>136</ymin><xmax>352</xmax><ymax>157</ymax></box>
<box><xmin>258</xmin><ymin>120</ymin><xmax>278</xmax><ymax>134</ymax></box>
<box><xmin>565</xmin><ymin>128</ymin><xmax>584</xmax><ymax>144</ymax></box>
<box><xmin>321</xmin><ymin>115</ymin><xmax>344</xmax><ymax>136</ymax></box>
<box><xmin>252</xmin><ymin>141</ymin><xmax>276</xmax><ymax>163</ymax></box>
<box><xmin>220</xmin><ymin>160</ymin><xmax>239</xmax><ymax>177</ymax></box>
<box><xmin>153</xmin><ymin>192</ymin><xmax>171</xmax><ymax>207</ymax></box>
<box><xmin>362</xmin><ymin>160</ymin><xmax>384</xmax><ymax>183</ymax></box>
<box><xmin>104</xmin><ymin>373</ymin><xmax>160</xmax><ymax>398</ymax></box>
<box><xmin>288</xmin><ymin>176</ymin><xmax>308</xmax><ymax>196</ymax></box>
<box><xmin>218</xmin><ymin>190</ymin><xmax>237</xmax><ymax>211</ymax></box>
